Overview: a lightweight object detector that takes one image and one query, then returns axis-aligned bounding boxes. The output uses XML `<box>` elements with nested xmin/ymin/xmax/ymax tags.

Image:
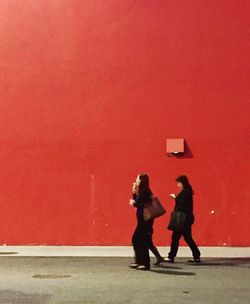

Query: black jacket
<box><xmin>133</xmin><ymin>189</ymin><xmax>152</xmax><ymax>221</ymax></box>
<box><xmin>174</xmin><ymin>189</ymin><xmax>195</xmax><ymax>224</ymax></box>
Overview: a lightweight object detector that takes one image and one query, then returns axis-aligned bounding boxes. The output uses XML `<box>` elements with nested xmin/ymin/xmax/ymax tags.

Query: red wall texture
<box><xmin>0</xmin><ymin>0</ymin><xmax>249</xmax><ymax>246</ymax></box>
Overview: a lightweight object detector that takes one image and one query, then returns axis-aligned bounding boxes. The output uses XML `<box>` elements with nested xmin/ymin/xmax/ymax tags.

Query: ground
<box><xmin>0</xmin><ymin>257</ymin><xmax>249</xmax><ymax>304</ymax></box>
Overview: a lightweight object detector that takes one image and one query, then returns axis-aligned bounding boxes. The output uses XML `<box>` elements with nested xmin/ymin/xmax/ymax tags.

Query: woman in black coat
<box><xmin>167</xmin><ymin>175</ymin><xmax>201</xmax><ymax>263</ymax></box>
<box><xmin>129</xmin><ymin>173</ymin><xmax>163</xmax><ymax>270</ymax></box>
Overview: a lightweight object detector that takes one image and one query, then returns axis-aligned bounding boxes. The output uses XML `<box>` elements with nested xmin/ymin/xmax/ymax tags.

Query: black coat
<box><xmin>174</xmin><ymin>189</ymin><xmax>195</xmax><ymax>225</ymax></box>
<box><xmin>133</xmin><ymin>189</ymin><xmax>152</xmax><ymax>221</ymax></box>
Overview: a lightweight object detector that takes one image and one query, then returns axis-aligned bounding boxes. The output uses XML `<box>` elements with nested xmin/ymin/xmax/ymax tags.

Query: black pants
<box><xmin>147</xmin><ymin>234</ymin><xmax>162</xmax><ymax>260</ymax></box>
<box><xmin>132</xmin><ymin>220</ymin><xmax>152</xmax><ymax>268</ymax></box>
<box><xmin>168</xmin><ymin>224</ymin><xmax>200</xmax><ymax>260</ymax></box>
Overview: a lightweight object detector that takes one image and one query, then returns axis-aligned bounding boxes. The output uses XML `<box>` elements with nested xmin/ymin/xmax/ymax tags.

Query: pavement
<box><xmin>0</xmin><ymin>256</ymin><xmax>250</xmax><ymax>304</ymax></box>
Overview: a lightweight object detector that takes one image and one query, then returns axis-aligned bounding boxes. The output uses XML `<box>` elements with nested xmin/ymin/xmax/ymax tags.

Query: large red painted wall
<box><xmin>0</xmin><ymin>0</ymin><xmax>249</xmax><ymax>246</ymax></box>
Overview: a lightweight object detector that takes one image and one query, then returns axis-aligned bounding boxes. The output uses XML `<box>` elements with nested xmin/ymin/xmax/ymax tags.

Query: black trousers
<box><xmin>168</xmin><ymin>224</ymin><xmax>200</xmax><ymax>260</ymax></box>
<box><xmin>147</xmin><ymin>234</ymin><xmax>162</xmax><ymax>260</ymax></box>
<box><xmin>132</xmin><ymin>220</ymin><xmax>152</xmax><ymax>268</ymax></box>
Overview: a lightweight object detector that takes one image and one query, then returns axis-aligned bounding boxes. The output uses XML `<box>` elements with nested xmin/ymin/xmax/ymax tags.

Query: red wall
<box><xmin>0</xmin><ymin>0</ymin><xmax>249</xmax><ymax>246</ymax></box>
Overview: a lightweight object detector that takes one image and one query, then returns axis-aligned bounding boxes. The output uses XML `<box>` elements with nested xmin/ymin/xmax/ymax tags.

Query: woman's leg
<box><xmin>168</xmin><ymin>230</ymin><xmax>182</xmax><ymax>260</ymax></box>
<box><xmin>141</xmin><ymin>242</ymin><xmax>150</xmax><ymax>268</ymax></box>
<box><xmin>132</xmin><ymin>226</ymin><xmax>141</xmax><ymax>265</ymax></box>
<box><xmin>183</xmin><ymin>225</ymin><xmax>200</xmax><ymax>259</ymax></box>
<box><xmin>140</xmin><ymin>225</ymin><xmax>150</xmax><ymax>268</ymax></box>
<box><xmin>148</xmin><ymin>235</ymin><xmax>162</xmax><ymax>260</ymax></box>
<box><xmin>132</xmin><ymin>222</ymin><xmax>150</xmax><ymax>267</ymax></box>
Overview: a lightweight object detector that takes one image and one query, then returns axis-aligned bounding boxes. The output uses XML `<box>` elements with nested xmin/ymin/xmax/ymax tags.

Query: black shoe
<box><xmin>187</xmin><ymin>258</ymin><xmax>201</xmax><ymax>264</ymax></box>
<box><xmin>136</xmin><ymin>265</ymin><xmax>150</xmax><ymax>271</ymax></box>
<box><xmin>129</xmin><ymin>263</ymin><xmax>139</xmax><ymax>269</ymax></box>
<box><xmin>153</xmin><ymin>257</ymin><xmax>165</xmax><ymax>266</ymax></box>
<box><xmin>164</xmin><ymin>258</ymin><xmax>175</xmax><ymax>263</ymax></box>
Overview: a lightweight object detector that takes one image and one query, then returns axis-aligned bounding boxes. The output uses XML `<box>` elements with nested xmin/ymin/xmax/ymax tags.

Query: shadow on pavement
<box><xmin>0</xmin><ymin>289</ymin><xmax>51</xmax><ymax>304</ymax></box>
<box><xmin>189</xmin><ymin>258</ymin><xmax>250</xmax><ymax>267</ymax></box>
<box><xmin>151</xmin><ymin>269</ymin><xmax>195</xmax><ymax>276</ymax></box>
<box><xmin>154</xmin><ymin>264</ymin><xmax>183</xmax><ymax>270</ymax></box>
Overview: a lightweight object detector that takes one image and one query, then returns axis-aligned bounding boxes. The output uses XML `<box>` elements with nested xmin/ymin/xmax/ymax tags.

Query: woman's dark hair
<box><xmin>138</xmin><ymin>173</ymin><xmax>152</xmax><ymax>195</ymax></box>
<box><xmin>176</xmin><ymin>175</ymin><xmax>194</xmax><ymax>194</ymax></box>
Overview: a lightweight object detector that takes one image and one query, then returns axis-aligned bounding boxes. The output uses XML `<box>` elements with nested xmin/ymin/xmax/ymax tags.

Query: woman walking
<box><xmin>129</xmin><ymin>173</ymin><xmax>163</xmax><ymax>270</ymax></box>
<box><xmin>167</xmin><ymin>175</ymin><xmax>201</xmax><ymax>263</ymax></box>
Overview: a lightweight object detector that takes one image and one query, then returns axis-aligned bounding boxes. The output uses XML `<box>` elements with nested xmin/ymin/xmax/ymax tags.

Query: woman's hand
<box><xmin>170</xmin><ymin>193</ymin><xmax>176</xmax><ymax>199</ymax></box>
<box><xmin>132</xmin><ymin>182</ymin><xmax>137</xmax><ymax>194</ymax></box>
<box><xmin>129</xmin><ymin>199</ymin><xmax>136</xmax><ymax>206</ymax></box>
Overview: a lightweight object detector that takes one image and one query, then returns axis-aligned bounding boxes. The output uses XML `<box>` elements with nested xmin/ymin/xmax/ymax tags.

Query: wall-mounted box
<box><xmin>166</xmin><ymin>138</ymin><xmax>184</xmax><ymax>154</ymax></box>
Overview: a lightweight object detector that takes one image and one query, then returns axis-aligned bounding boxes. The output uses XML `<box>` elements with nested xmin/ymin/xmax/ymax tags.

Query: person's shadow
<box><xmin>151</xmin><ymin>268</ymin><xmax>195</xmax><ymax>276</ymax></box>
<box><xmin>151</xmin><ymin>264</ymin><xmax>195</xmax><ymax>276</ymax></box>
<box><xmin>191</xmin><ymin>258</ymin><xmax>250</xmax><ymax>267</ymax></box>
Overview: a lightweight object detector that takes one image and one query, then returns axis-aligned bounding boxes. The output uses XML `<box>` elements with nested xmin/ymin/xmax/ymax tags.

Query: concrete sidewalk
<box><xmin>0</xmin><ymin>256</ymin><xmax>249</xmax><ymax>304</ymax></box>
<box><xmin>1</xmin><ymin>246</ymin><xmax>250</xmax><ymax>257</ymax></box>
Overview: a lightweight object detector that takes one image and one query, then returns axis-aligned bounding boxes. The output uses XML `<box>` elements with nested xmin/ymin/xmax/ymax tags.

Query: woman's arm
<box><xmin>133</xmin><ymin>190</ymin><xmax>150</xmax><ymax>208</ymax></box>
<box><xmin>129</xmin><ymin>182</ymin><xmax>138</xmax><ymax>206</ymax></box>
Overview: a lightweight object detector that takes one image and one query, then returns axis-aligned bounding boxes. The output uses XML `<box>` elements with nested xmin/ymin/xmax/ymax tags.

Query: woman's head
<box><xmin>176</xmin><ymin>175</ymin><xmax>194</xmax><ymax>194</ymax></box>
<box><xmin>136</xmin><ymin>173</ymin><xmax>151</xmax><ymax>194</ymax></box>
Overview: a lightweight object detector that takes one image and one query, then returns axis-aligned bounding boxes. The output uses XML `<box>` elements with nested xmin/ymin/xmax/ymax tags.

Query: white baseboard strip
<box><xmin>0</xmin><ymin>246</ymin><xmax>249</xmax><ymax>258</ymax></box>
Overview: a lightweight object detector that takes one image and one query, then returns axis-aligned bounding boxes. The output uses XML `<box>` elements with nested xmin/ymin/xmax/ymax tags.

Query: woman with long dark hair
<box><xmin>129</xmin><ymin>173</ymin><xmax>163</xmax><ymax>270</ymax></box>
<box><xmin>167</xmin><ymin>175</ymin><xmax>201</xmax><ymax>263</ymax></box>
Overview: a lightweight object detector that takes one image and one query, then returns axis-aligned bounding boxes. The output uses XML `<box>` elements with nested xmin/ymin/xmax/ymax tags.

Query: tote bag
<box><xmin>143</xmin><ymin>197</ymin><xmax>166</xmax><ymax>221</ymax></box>
<box><xmin>167</xmin><ymin>211</ymin><xmax>186</xmax><ymax>232</ymax></box>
